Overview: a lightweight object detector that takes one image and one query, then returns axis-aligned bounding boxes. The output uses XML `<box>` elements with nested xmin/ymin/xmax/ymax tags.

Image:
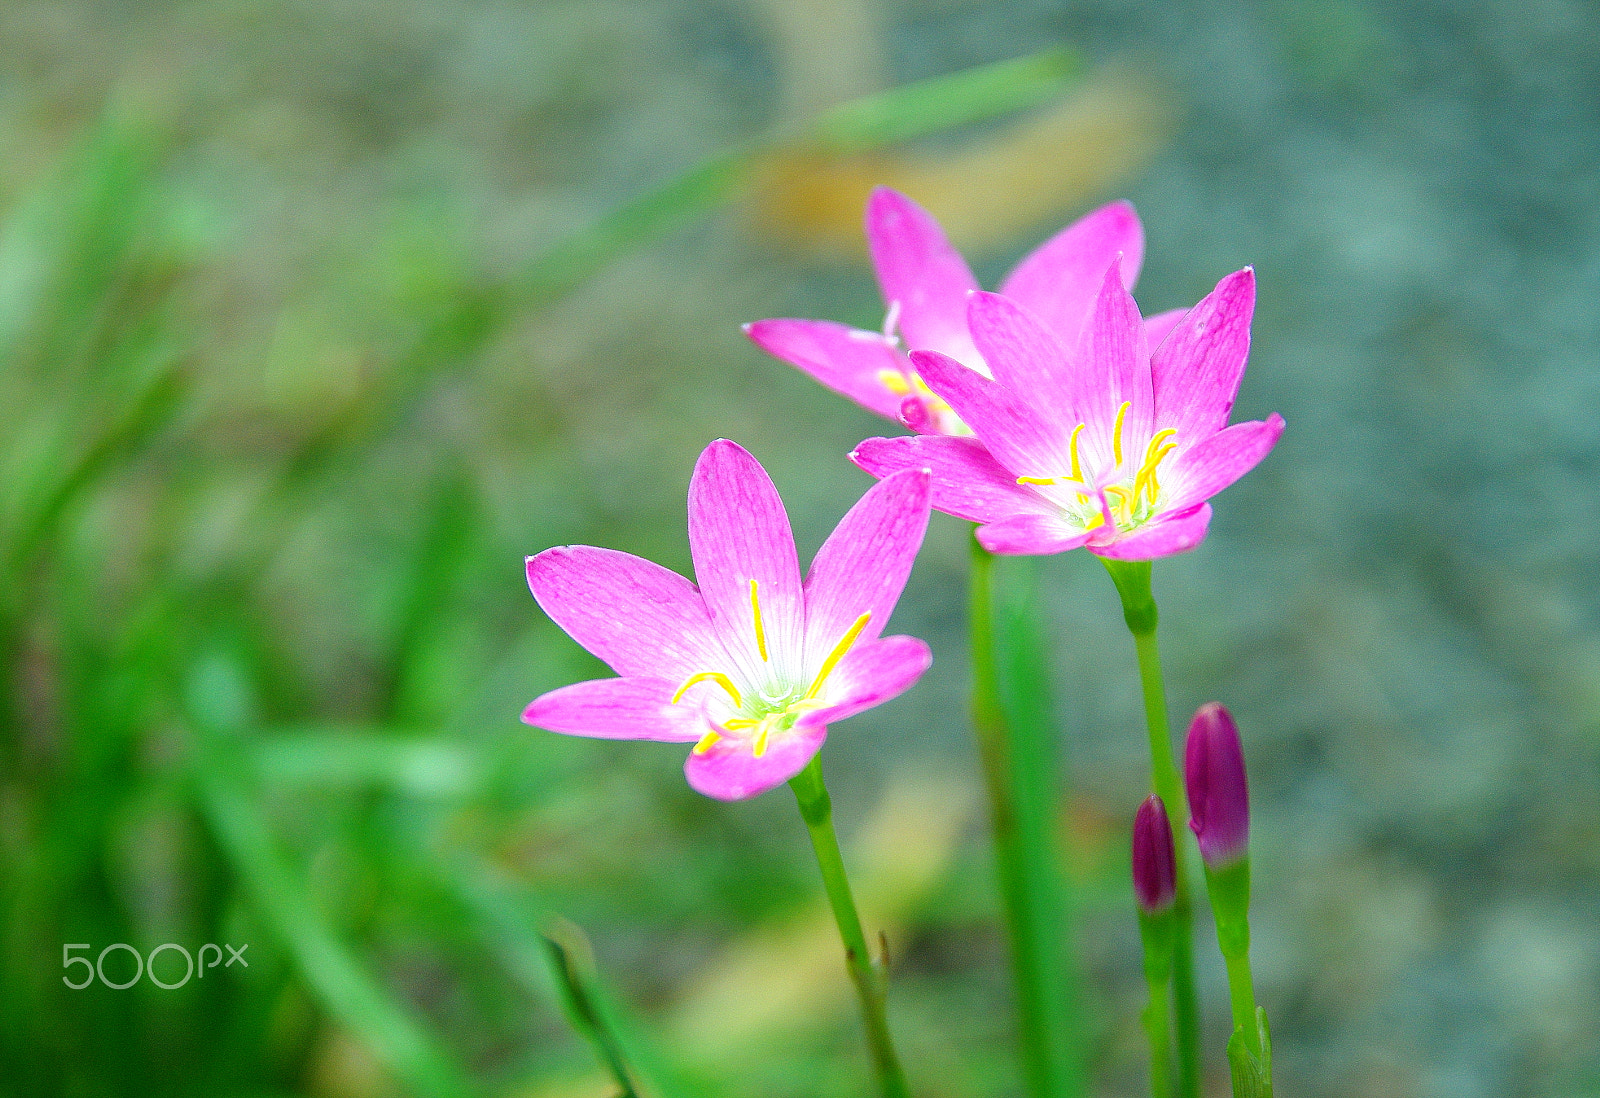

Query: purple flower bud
<box><xmin>1132</xmin><ymin>794</ymin><xmax>1177</xmax><ymax>913</ymax></box>
<box><xmin>1184</xmin><ymin>702</ymin><xmax>1250</xmax><ymax>866</ymax></box>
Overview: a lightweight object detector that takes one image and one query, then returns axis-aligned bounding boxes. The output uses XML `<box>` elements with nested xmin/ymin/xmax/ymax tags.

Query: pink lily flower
<box><xmin>743</xmin><ymin>187</ymin><xmax>1186</xmax><ymax>436</ymax></box>
<box><xmin>851</xmin><ymin>264</ymin><xmax>1284</xmax><ymax>560</ymax></box>
<box><xmin>522</xmin><ymin>440</ymin><xmax>933</xmax><ymax>801</ymax></box>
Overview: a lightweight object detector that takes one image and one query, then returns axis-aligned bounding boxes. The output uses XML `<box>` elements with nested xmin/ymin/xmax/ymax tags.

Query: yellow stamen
<box><xmin>1016</xmin><ymin>475</ymin><xmax>1057</xmax><ymax>486</ymax></box>
<box><xmin>805</xmin><ymin>612</ymin><xmax>872</xmax><ymax>700</ymax></box>
<box><xmin>752</xmin><ymin>722</ymin><xmax>772</xmax><ymax>758</ymax></box>
<box><xmin>692</xmin><ymin>730</ymin><xmax>722</xmax><ymax>754</ymax></box>
<box><xmin>1104</xmin><ymin>485</ymin><xmax>1133</xmax><ymax>508</ymax></box>
<box><xmin>1068</xmin><ymin>423</ymin><xmax>1086</xmax><ymax>483</ymax></box>
<box><xmin>748</xmin><ymin>578</ymin><xmax>769</xmax><ymax>662</ymax></box>
<box><xmin>1084</xmin><ymin>509</ymin><xmax>1105</xmax><ymax>531</ymax></box>
<box><xmin>1112</xmin><ymin>401</ymin><xmax>1131</xmax><ymax>466</ymax></box>
<box><xmin>877</xmin><ymin>369</ymin><xmax>912</xmax><ymax>396</ymax></box>
<box><xmin>672</xmin><ymin>671</ymin><xmax>742</xmax><ymax>707</ymax></box>
<box><xmin>722</xmin><ymin>717</ymin><xmax>758</xmax><ymax>730</ymax></box>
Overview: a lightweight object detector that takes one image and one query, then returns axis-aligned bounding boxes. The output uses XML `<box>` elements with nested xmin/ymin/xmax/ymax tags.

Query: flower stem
<box><xmin>1138</xmin><ymin>921</ymin><xmax>1175</xmax><ymax>1098</ymax></box>
<box><xmin>1102</xmin><ymin>559</ymin><xmax>1201</xmax><ymax>1098</ymax></box>
<box><xmin>789</xmin><ymin>755</ymin><xmax>911</xmax><ymax>1098</ymax></box>
<box><xmin>1208</xmin><ymin>857</ymin><xmax>1270</xmax><ymax>1093</ymax></box>
<box><xmin>970</xmin><ymin>536</ymin><xmax>1083</xmax><ymax>1098</ymax></box>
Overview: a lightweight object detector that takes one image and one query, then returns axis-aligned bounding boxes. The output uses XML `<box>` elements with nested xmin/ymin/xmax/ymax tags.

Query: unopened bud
<box><xmin>1184</xmin><ymin>702</ymin><xmax>1250</xmax><ymax>867</ymax></box>
<box><xmin>1132</xmin><ymin>794</ymin><xmax>1177</xmax><ymax>913</ymax></box>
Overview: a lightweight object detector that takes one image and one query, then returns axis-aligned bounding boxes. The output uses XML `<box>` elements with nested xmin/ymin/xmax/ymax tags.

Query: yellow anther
<box><xmin>722</xmin><ymin>717</ymin><xmax>758</xmax><ymax>730</ymax></box>
<box><xmin>805</xmin><ymin>612</ymin><xmax>871</xmax><ymax>700</ymax></box>
<box><xmin>672</xmin><ymin>671</ymin><xmax>742</xmax><ymax>707</ymax></box>
<box><xmin>752</xmin><ymin>722</ymin><xmax>772</xmax><ymax>758</ymax></box>
<box><xmin>1016</xmin><ymin>475</ymin><xmax>1058</xmax><ymax>486</ymax></box>
<box><xmin>748</xmin><ymin>578</ymin><xmax>769</xmax><ymax>662</ymax></box>
<box><xmin>692</xmin><ymin>730</ymin><xmax>722</xmax><ymax>755</ymax></box>
<box><xmin>1112</xmin><ymin>401</ymin><xmax>1131</xmax><ymax>466</ymax></box>
<box><xmin>1068</xmin><ymin>423</ymin><xmax>1086</xmax><ymax>483</ymax></box>
<box><xmin>1084</xmin><ymin>509</ymin><xmax>1106</xmax><ymax>531</ymax></box>
<box><xmin>1105</xmin><ymin>485</ymin><xmax>1133</xmax><ymax>507</ymax></box>
<box><xmin>1141</xmin><ymin>429</ymin><xmax>1178</xmax><ymax>467</ymax></box>
<box><xmin>877</xmin><ymin>369</ymin><xmax>913</xmax><ymax>396</ymax></box>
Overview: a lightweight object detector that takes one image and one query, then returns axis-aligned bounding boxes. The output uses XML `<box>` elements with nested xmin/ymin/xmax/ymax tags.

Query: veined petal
<box><xmin>684</xmin><ymin>723</ymin><xmax>827</xmax><ymax>802</ymax></box>
<box><xmin>864</xmin><ymin>188</ymin><xmax>981</xmax><ymax>364</ymax></box>
<box><xmin>800</xmin><ymin>635</ymin><xmax>931</xmax><ymax>725</ymax></box>
<box><xmin>687</xmin><ymin>440</ymin><xmax>806</xmax><ymax>678</ymax></box>
<box><xmin>743</xmin><ymin>318</ymin><xmax>907</xmax><ymax>421</ymax></box>
<box><xmin>911</xmin><ymin>349</ymin><xmax>1073</xmax><ymax>478</ymax></box>
<box><xmin>1151</xmin><ymin>268</ymin><xmax>1256</xmax><ymax>442</ymax></box>
<box><xmin>1161</xmin><ymin>415</ymin><xmax>1285</xmax><ymax>513</ymax></box>
<box><xmin>1143</xmin><ymin>307</ymin><xmax>1188</xmax><ymax>355</ymax></box>
<box><xmin>802</xmin><ymin>469</ymin><xmax>931</xmax><ymax>665</ymax></box>
<box><xmin>976</xmin><ymin>514</ymin><xmax>1093</xmax><ymax>556</ymax></box>
<box><xmin>851</xmin><ymin>434</ymin><xmax>1054</xmax><ymax>525</ymax></box>
<box><xmin>966</xmin><ymin>291</ymin><xmax>1087</xmax><ymax>430</ymax></box>
<box><xmin>999</xmin><ymin>200</ymin><xmax>1145</xmax><ymax>347</ymax></box>
<box><xmin>1089</xmin><ymin>504</ymin><xmax>1213</xmax><ymax>561</ymax></box>
<box><xmin>527</xmin><ymin>547</ymin><xmax>722</xmax><ymax>679</ymax></box>
<box><xmin>522</xmin><ymin>677</ymin><xmax>704</xmax><ymax>742</ymax></box>
<box><xmin>1075</xmin><ymin>262</ymin><xmax>1153</xmax><ymax>475</ymax></box>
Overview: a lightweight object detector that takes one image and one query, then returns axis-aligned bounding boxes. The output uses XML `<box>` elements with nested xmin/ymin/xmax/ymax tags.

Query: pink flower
<box><xmin>851</xmin><ymin>265</ymin><xmax>1284</xmax><ymax>560</ymax></box>
<box><xmin>522</xmin><ymin>440</ymin><xmax>933</xmax><ymax>801</ymax></box>
<box><xmin>744</xmin><ymin>187</ymin><xmax>1184</xmax><ymax>436</ymax></box>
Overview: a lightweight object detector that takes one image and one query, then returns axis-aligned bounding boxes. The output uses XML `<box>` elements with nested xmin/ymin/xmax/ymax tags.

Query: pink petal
<box><xmin>850</xmin><ymin>434</ymin><xmax>1053</xmax><ymax>525</ymax></box>
<box><xmin>864</xmin><ymin>188</ymin><xmax>981</xmax><ymax>363</ymax></box>
<box><xmin>687</xmin><ymin>440</ymin><xmax>805</xmax><ymax>677</ymax></box>
<box><xmin>1151</xmin><ymin>268</ymin><xmax>1256</xmax><ymax>443</ymax></box>
<box><xmin>976</xmin><ymin>514</ymin><xmax>1092</xmax><ymax>556</ymax></box>
<box><xmin>802</xmin><ymin>469</ymin><xmax>931</xmax><ymax>664</ymax></box>
<box><xmin>802</xmin><ymin>634</ymin><xmax>931</xmax><ymax>725</ymax></box>
<box><xmin>522</xmin><ymin>677</ymin><xmax>704</xmax><ymax>742</ymax></box>
<box><xmin>527</xmin><ymin>547</ymin><xmax>723</xmax><ymax>679</ymax></box>
<box><xmin>911</xmin><ymin>349</ymin><xmax>1073</xmax><ymax>479</ymax></box>
<box><xmin>999</xmin><ymin>200</ymin><xmax>1145</xmax><ymax>347</ymax></box>
<box><xmin>1162</xmin><ymin>415</ymin><xmax>1285</xmax><ymax>513</ymax></box>
<box><xmin>1089</xmin><ymin>504</ymin><xmax>1213</xmax><ymax>561</ymax></box>
<box><xmin>684</xmin><ymin>723</ymin><xmax>827</xmax><ymax>802</ymax></box>
<box><xmin>966</xmin><ymin>291</ymin><xmax>1088</xmax><ymax>430</ymax></box>
<box><xmin>1143</xmin><ymin>307</ymin><xmax>1188</xmax><ymax>354</ymax></box>
<box><xmin>1074</xmin><ymin>262</ymin><xmax>1153</xmax><ymax>477</ymax></box>
<box><xmin>743</xmin><ymin>318</ymin><xmax>907</xmax><ymax>421</ymax></box>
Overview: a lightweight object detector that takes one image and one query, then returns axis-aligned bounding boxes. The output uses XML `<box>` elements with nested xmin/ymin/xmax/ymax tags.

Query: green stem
<box><xmin>1142</xmin><ymin>973</ymin><xmax>1174</xmax><ymax>1098</ymax></box>
<box><xmin>1223</xmin><ymin>951</ymin><xmax>1260</xmax><ymax>1059</ymax></box>
<box><xmin>1137</xmin><ymin>908</ymin><xmax>1176</xmax><ymax>1098</ymax></box>
<box><xmin>970</xmin><ymin>537</ymin><xmax>1081</xmax><ymax>1098</ymax></box>
<box><xmin>1103</xmin><ymin>560</ymin><xmax>1201</xmax><ymax>1098</ymax></box>
<box><xmin>789</xmin><ymin>756</ymin><xmax>910</xmax><ymax>1098</ymax></box>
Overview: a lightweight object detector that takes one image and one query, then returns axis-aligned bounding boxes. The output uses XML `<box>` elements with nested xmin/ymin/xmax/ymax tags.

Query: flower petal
<box><xmin>1090</xmin><ymin>504</ymin><xmax>1213</xmax><ymax>561</ymax></box>
<box><xmin>976</xmin><ymin>513</ymin><xmax>1092</xmax><ymax>556</ymax></box>
<box><xmin>999</xmin><ymin>200</ymin><xmax>1145</xmax><ymax>347</ymax></box>
<box><xmin>522</xmin><ymin>677</ymin><xmax>704</xmax><ymax>742</ymax></box>
<box><xmin>911</xmin><ymin>349</ymin><xmax>1073</xmax><ymax>478</ymax></box>
<box><xmin>1075</xmin><ymin>262</ymin><xmax>1153</xmax><ymax>476</ymax></box>
<box><xmin>684</xmin><ymin>723</ymin><xmax>827</xmax><ymax>801</ymax></box>
<box><xmin>527</xmin><ymin>547</ymin><xmax>722</xmax><ymax>679</ymax></box>
<box><xmin>687</xmin><ymin>440</ymin><xmax>805</xmax><ymax>678</ymax></box>
<box><xmin>1151</xmin><ymin>268</ymin><xmax>1256</xmax><ymax>442</ymax></box>
<box><xmin>865</xmin><ymin>188</ymin><xmax>981</xmax><ymax>364</ymax></box>
<box><xmin>966</xmin><ymin>291</ymin><xmax>1087</xmax><ymax>429</ymax></box>
<box><xmin>850</xmin><ymin>434</ymin><xmax>1053</xmax><ymax>525</ymax></box>
<box><xmin>802</xmin><ymin>469</ymin><xmax>931</xmax><ymax>664</ymax></box>
<box><xmin>803</xmin><ymin>634</ymin><xmax>931</xmax><ymax>725</ymax></box>
<box><xmin>743</xmin><ymin>318</ymin><xmax>907</xmax><ymax>421</ymax></box>
<box><xmin>1162</xmin><ymin>415</ymin><xmax>1285</xmax><ymax>513</ymax></box>
<box><xmin>1143</xmin><ymin>307</ymin><xmax>1188</xmax><ymax>354</ymax></box>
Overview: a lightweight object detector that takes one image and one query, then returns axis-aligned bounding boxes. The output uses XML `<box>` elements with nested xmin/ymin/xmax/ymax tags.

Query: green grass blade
<box><xmin>186</xmin><ymin>658</ymin><xmax>475</xmax><ymax>1098</ymax></box>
